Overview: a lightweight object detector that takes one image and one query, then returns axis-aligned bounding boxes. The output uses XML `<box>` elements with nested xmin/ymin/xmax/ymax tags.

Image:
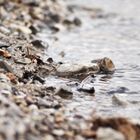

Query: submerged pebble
<box><xmin>55</xmin><ymin>86</ymin><xmax>73</xmax><ymax>99</ymax></box>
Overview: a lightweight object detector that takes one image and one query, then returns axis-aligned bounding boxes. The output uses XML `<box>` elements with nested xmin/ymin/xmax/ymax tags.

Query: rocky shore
<box><xmin>0</xmin><ymin>0</ymin><xmax>140</xmax><ymax>140</ymax></box>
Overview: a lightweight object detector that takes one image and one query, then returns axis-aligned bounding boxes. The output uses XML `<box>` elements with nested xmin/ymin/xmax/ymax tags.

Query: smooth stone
<box><xmin>92</xmin><ymin>57</ymin><xmax>115</xmax><ymax>73</ymax></box>
<box><xmin>0</xmin><ymin>40</ymin><xmax>10</xmax><ymax>48</ymax></box>
<box><xmin>56</xmin><ymin>63</ymin><xmax>99</xmax><ymax>77</ymax></box>
<box><xmin>29</xmin><ymin>104</ymin><xmax>38</xmax><ymax>111</ymax></box>
<box><xmin>78</xmin><ymin>85</ymin><xmax>95</xmax><ymax>94</ymax></box>
<box><xmin>31</xmin><ymin>40</ymin><xmax>49</xmax><ymax>49</ymax></box>
<box><xmin>97</xmin><ymin>128</ymin><xmax>125</xmax><ymax>140</ymax></box>
<box><xmin>112</xmin><ymin>94</ymin><xmax>129</xmax><ymax>106</ymax></box>
<box><xmin>55</xmin><ymin>86</ymin><xmax>73</xmax><ymax>99</ymax></box>
<box><xmin>37</xmin><ymin>98</ymin><xmax>52</xmax><ymax>108</ymax></box>
<box><xmin>99</xmin><ymin>57</ymin><xmax>115</xmax><ymax>73</ymax></box>
<box><xmin>0</xmin><ymin>60</ymin><xmax>13</xmax><ymax>73</ymax></box>
<box><xmin>0</xmin><ymin>73</ymin><xmax>10</xmax><ymax>83</ymax></box>
<box><xmin>52</xmin><ymin>129</ymin><xmax>65</xmax><ymax>136</ymax></box>
<box><xmin>0</xmin><ymin>90</ymin><xmax>11</xmax><ymax>97</ymax></box>
<box><xmin>44</xmin><ymin>135</ymin><xmax>55</xmax><ymax>140</ymax></box>
<box><xmin>0</xmin><ymin>26</ymin><xmax>11</xmax><ymax>35</ymax></box>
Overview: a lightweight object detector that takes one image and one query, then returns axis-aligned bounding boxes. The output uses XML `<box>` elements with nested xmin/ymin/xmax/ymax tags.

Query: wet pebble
<box><xmin>56</xmin><ymin>63</ymin><xmax>99</xmax><ymax>78</ymax></box>
<box><xmin>112</xmin><ymin>94</ymin><xmax>129</xmax><ymax>106</ymax></box>
<box><xmin>78</xmin><ymin>85</ymin><xmax>95</xmax><ymax>94</ymax></box>
<box><xmin>99</xmin><ymin>57</ymin><xmax>115</xmax><ymax>73</ymax></box>
<box><xmin>55</xmin><ymin>86</ymin><xmax>73</xmax><ymax>99</ymax></box>
<box><xmin>92</xmin><ymin>57</ymin><xmax>115</xmax><ymax>73</ymax></box>
<box><xmin>108</xmin><ymin>87</ymin><xmax>129</xmax><ymax>94</ymax></box>
<box><xmin>73</xmin><ymin>17</ymin><xmax>82</xmax><ymax>26</ymax></box>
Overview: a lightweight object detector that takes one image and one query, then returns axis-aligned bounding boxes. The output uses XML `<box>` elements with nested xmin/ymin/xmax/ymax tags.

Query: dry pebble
<box><xmin>97</xmin><ymin>128</ymin><xmax>125</xmax><ymax>140</ymax></box>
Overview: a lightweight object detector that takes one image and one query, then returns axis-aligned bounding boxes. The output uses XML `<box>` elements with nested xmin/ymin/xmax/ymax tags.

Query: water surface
<box><xmin>40</xmin><ymin>0</ymin><xmax>140</xmax><ymax>119</ymax></box>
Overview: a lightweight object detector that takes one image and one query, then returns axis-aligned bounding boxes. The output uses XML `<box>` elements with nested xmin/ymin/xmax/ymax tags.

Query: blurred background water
<box><xmin>40</xmin><ymin>0</ymin><xmax>140</xmax><ymax>119</ymax></box>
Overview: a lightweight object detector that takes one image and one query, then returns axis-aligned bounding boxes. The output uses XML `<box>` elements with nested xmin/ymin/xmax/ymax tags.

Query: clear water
<box><xmin>39</xmin><ymin>0</ymin><xmax>140</xmax><ymax>119</ymax></box>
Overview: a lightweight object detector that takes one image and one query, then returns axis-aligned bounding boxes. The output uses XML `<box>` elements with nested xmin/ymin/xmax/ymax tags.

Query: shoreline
<box><xmin>0</xmin><ymin>0</ymin><xmax>140</xmax><ymax>140</ymax></box>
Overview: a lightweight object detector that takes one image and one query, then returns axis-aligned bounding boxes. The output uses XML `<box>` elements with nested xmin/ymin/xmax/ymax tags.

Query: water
<box><xmin>39</xmin><ymin>0</ymin><xmax>140</xmax><ymax>119</ymax></box>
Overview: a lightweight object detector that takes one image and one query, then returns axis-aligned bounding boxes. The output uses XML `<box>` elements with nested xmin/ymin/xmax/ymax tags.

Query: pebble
<box><xmin>0</xmin><ymin>73</ymin><xmax>10</xmax><ymax>83</ymax></box>
<box><xmin>0</xmin><ymin>60</ymin><xmax>14</xmax><ymax>73</ymax></box>
<box><xmin>37</xmin><ymin>98</ymin><xmax>52</xmax><ymax>108</ymax></box>
<box><xmin>16</xmin><ymin>25</ymin><xmax>32</xmax><ymax>34</ymax></box>
<box><xmin>29</xmin><ymin>104</ymin><xmax>38</xmax><ymax>111</ymax></box>
<box><xmin>31</xmin><ymin>40</ymin><xmax>49</xmax><ymax>49</ymax></box>
<box><xmin>56</xmin><ymin>63</ymin><xmax>99</xmax><ymax>77</ymax></box>
<box><xmin>55</xmin><ymin>86</ymin><xmax>73</xmax><ymax>99</ymax></box>
<box><xmin>78</xmin><ymin>84</ymin><xmax>95</xmax><ymax>94</ymax></box>
<box><xmin>44</xmin><ymin>135</ymin><xmax>54</xmax><ymax>140</ymax></box>
<box><xmin>73</xmin><ymin>17</ymin><xmax>82</xmax><ymax>26</ymax></box>
<box><xmin>52</xmin><ymin>129</ymin><xmax>65</xmax><ymax>136</ymax></box>
<box><xmin>82</xmin><ymin>129</ymin><xmax>96</xmax><ymax>138</ymax></box>
<box><xmin>97</xmin><ymin>128</ymin><xmax>125</xmax><ymax>140</ymax></box>
<box><xmin>0</xmin><ymin>26</ymin><xmax>11</xmax><ymax>35</ymax></box>
<box><xmin>99</xmin><ymin>57</ymin><xmax>115</xmax><ymax>73</ymax></box>
<box><xmin>0</xmin><ymin>90</ymin><xmax>11</xmax><ymax>97</ymax></box>
<box><xmin>0</xmin><ymin>73</ymin><xmax>12</xmax><ymax>92</ymax></box>
<box><xmin>112</xmin><ymin>94</ymin><xmax>128</xmax><ymax>107</ymax></box>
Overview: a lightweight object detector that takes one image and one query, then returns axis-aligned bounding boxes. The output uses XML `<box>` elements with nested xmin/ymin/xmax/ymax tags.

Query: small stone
<box><xmin>14</xmin><ymin>58</ymin><xmax>31</xmax><ymax>65</ymax></box>
<box><xmin>23</xmin><ymin>0</ymin><xmax>40</xmax><ymax>6</ymax></box>
<box><xmin>59</xmin><ymin>51</ymin><xmax>65</xmax><ymax>57</ymax></box>
<box><xmin>78</xmin><ymin>84</ymin><xmax>95</xmax><ymax>94</ymax></box>
<box><xmin>6</xmin><ymin>73</ymin><xmax>17</xmax><ymax>84</ymax></box>
<box><xmin>0</xmin><ymin>73</ymin><xmax>10</xmax><ymax>83</ymax></box>
<box><xmin>0</xmin><ymin>26</ymin><xmax>11</xmax><ymax>35</ymax></box>
<box><xmin>112</xmin><ymin>94</ymin><xmax>128</xmax><ymax>107</ymax></box>
<box><xmin>37</xmin><ymin>98</ymin><xmax>52</xmax><ymax>108</ymax></box>
<box><xmin>52</xmin><ymin>129</ymin><xmax>65</xmax><ymax>136</ymax></box>
<box><xmin>44</xmin><ymin>135</ymin><xmax>54</xmax><ymax>140</ymax></box>
<box><xmin>0</xmin><ymin>90</ymin><xmax>11</xmax><ymax>97</ymax></box>
<box><xmin>73</xmin><ymin>17</ymin><xmax>82</xmax><ymax>26</ymax></box>
<box><xmin>0</xmin><ymin>60</ymin><xmax>13</xmax><ymax>73</ymax></box>
<box><xmin>97</xmin><ymin>128</ymin><xmax>125</xmax><ymax>140</ymax></box>
<box><xmin>17</xmin><ymin>25</ymin><xmax>32</xmax><ymax>34</ymax></box>
<box><xmin>31</xmin><ymin>40</ymin><xmax>49</xmax><ymax>49</ymax></box>
<box><xmin>75</xmin><ymin>135</ymin><xmax>85</xmax><ymax>140</ymax></box>
<box><xmin>0</xmin><ymin>41</ymin><xmax>10</xmax><ymax>48</ymax></box>
<box><xmin>55</xmin><ymin>86</ymin><xmax>73</xmax><ymax>99</ymax></box>
<box><xmin>0</xmin><ymin>49</ymin><xmax>11</xmax><ymax>58</ymax></box>
<box><xmin>82</xmin><ymin>129</ymin><xmax>96</xmax><ymax>138</ymax></box>
<box><xmin>56</xmin><ymin>63</ymin><xmax>99</xmax><ymax>77</ymax></box>
<box><xmin>47</xmin><ymin>57</ymin><xmax>53</xmax><ymax>63</ymax></box>
<box><xmin>55</xmin><ymin>112</ymin><xmax>64</xmax><ymax>123</ymax></box>
<box><xmin>99</xmin><ymin>57</ymin><xmax>115</xmax><ymax>73</ymax></box>
<box><xmin>29</xmin><ymin>104</ymin><xmax>38</xmax><ymax>111</ymax></box>
<box><xmin>29</xmin><ymin>24</ymin><xmax>39</xmax><ymax>34</ymax></box>
<box><xmin>50</xmin><ymin>24</ymin><xmax>64</xmax><ymax>32</ymax></box>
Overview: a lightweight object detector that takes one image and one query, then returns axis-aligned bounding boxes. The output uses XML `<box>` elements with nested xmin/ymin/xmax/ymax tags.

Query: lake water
<box><xmin>39</xmin><ymin>0</ymin><xmax>140</xmax><ymax>119</ymax></box>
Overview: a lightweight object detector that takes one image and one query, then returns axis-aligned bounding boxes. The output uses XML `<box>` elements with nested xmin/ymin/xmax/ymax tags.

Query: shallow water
<box><xmin>40</xmin><ymin>0</ymin><xmax>140</xmax><ymax>119</ymax></box>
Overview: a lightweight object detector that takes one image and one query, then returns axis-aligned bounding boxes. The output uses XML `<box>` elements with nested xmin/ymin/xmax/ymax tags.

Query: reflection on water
<box><xmin>40</xmin><ymin>0</ymin><xmax>140</xmax><ymax>119</ymax></box>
